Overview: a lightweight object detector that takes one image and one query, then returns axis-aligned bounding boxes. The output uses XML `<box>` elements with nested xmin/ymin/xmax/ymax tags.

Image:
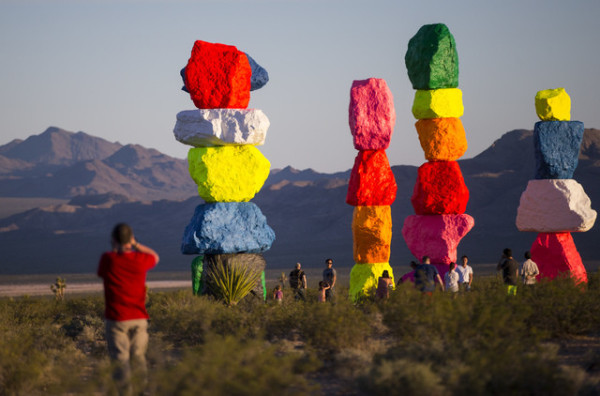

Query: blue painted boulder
<box><xmin>245</xmin><ymin>54</ymin><xmax>269</xmax><ymax>91</ymax></box>
<box><xmin>534</xmin><ymin>121</ymin><xmax>584</xmax><ymax>179</ymax></box>
<box><xmin>181</xmin><ymin>202</ymin><xmax>275</xmax><ymax>255</ymax></box>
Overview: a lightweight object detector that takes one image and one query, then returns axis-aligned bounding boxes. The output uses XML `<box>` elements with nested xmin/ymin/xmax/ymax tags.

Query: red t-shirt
<box><xmin>97</xmin><ymin>251</ymin><xmax>157</xmax><ymax>321</ymax></box>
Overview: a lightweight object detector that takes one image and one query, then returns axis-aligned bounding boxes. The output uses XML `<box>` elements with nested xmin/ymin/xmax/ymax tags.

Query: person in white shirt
<box><xmin>455</xmin><ymin>255</ymin><xmax>473</xmax><ymax>291</ymax></box>
<box><xmin>521</xmin><ymin>251</ymin><xmax>540</xmax><ymax>286</ymax></box>
<box><xmin>444</xmin><ymin>262</ymin><xmax>460</xmax><ymax>293</ymax></box>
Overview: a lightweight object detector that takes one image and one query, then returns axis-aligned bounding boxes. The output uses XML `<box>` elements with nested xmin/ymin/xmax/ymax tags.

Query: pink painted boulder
<box><xmin>411</xmin><ymin>161</ymin><xmax>469</xmax><ymax>215</ymax></box>
<box><xmin>402</xmin><ymin>214</ymin><xmax>474</xmax><ymax>265</ymax></box>
<box><xmin>530</xmin><ymin>232</ymin><xmax>588</xmax><ymax>283</ymax></box>
<box><xmin>346</xmin><ymin>150</ymin><xmax>397</xmax><ymax>206</ymax></box>
<box><xmin>349</xmin><ymin>78</ymin><xmax>396</xmax><ymax>150</ymax></box>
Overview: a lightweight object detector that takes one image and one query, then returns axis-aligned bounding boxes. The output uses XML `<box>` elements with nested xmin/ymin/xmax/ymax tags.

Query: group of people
<box><xmin>497</xmin><ymin>248</ymin><xmax>540</xmax><ymax>295</ymax></box>
<box><xmin>273</xmin><ymin>259</ymin><xmax>337</xmax><ymax>303</ymax></box>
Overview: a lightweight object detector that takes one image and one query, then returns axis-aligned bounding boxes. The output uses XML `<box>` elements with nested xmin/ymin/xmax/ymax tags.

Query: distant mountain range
<box><xmin>0</xmin><ymin>126</ymin><xmax>598</xmax><ymax>275</ymax></box>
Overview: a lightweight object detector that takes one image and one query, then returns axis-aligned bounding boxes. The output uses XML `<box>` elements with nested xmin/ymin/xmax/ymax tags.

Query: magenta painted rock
<box><xmin>346</xmin><ymin>150</ymin><xmax>397</xmax><ymax>206</ymax></box>
<box><xmin>349</xmin><ymin>78</ymin><xmax>396</xmax><ymax>150</ymax></box>
<box><xmin>402</xmin><ymin>214</ymin><xmax>474</xmax><ymax>265</ymax></box>
<box><xmin>530</xmin><ymin>232</ymin><xmax>587</xmax><ymax>283</ymax></box>
<box><xmin>411</xmin><ymin>161</ymin><xmax>469</xmax><ymax>215</ymax></box>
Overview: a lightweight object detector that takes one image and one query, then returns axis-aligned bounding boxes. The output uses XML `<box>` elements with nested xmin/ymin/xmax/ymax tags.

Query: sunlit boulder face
<box><xmin>183</xmin><ymin>40</ymin><xmax>252</xmax><ymax>109</ymax></box>
<box><xmin>411</xmin><ymin>160</ymin><xmax>469</xmax><ymax>215</ymax></box>
<box><xmin>349</xmin><ymin>78</ymin><xmax>396</xmax><ymax>150</ymax></box>
<box><xmin>415</xmin><ymin>118</ymin><xmax>467</xmax><ymax>161</ymax></box>
<box><xmin>405</xmin><ymin>23</ymin><xmax>459</xmax><ymax>90</ymax></box>
<box><xmin>352</xmin><ymin>206</ymin><xmax>392</xmax><ymax>264</ymax></box>
<box><xmin>535</xmin><ymin>88</ymin><xmax>571</xmax><ymax>121</ymax></box>
<box><xmin>346</xmin><ymin>150</ymin><xmax>397</xmax><ymax>206</ymax></box>
<box><xmin>412</xmin><ymin>88</ymin><xmax>463</xmax><ymax>119</ymax></box>
<box><xmin>188</xmin><ymin>146</ymin><xmax>270</xmax><ymax>202</ymax></box>
<box><xmin>534</xmin><ymin>121</ymin><xmax>584</xmax><ymax>179</ymax></box>
<box><xmin>402</xmin><ymin>214</ymin><xmax>474</xmax><ymax>265</ymax></box>
<box><xmin>174</xmin><ymin>109</ymin><xmax>269</xmax><ymax>147</ymax></box>
<box><xmin>516</xmin><ymin>179</ymin><xmax>597</xmax><ymax>232</ymax></box>
<box><xmin>181</xmin><ymin>202</ymin><xmax>275</xmax><ymax>255</ymax></box>
<box><xmin>531</xmin><ymin>232</ymin><xmax>587</xmax><ymax>283</ymax></box>
<box><xmin>349</xmin><ymin>262</ymin><xmax>394</xmax><ymax>301</ymax></box>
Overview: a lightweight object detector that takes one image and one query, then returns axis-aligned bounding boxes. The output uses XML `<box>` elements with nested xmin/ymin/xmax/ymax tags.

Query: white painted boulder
<box><xmin>174</xmin><ymin>109</ymin><xmax>269</xmax><ymax>147</ymax></box>
<box><xmin>516</xmin><ymin>179</ymin><xmax>597</xmax><ymax>232</ymax></box>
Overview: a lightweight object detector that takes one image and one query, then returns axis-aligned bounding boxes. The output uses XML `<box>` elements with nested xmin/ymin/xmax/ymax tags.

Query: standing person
<box><xmin>289</xmin><ymin>262</ymin><xmax>307</xmax><ymax>301</ymax></box>
<box><xmin>97</xmin><ymin>223</ymin><xmax>159</xmax><ymax>395</ymax></box>
<box><xmin>455</xmin><ymin>255</ymin><xmax>474</xmax><ymax>291</ymax></box>
<box><xmin>521</xmin><ymin>251</ymin><xmax>540</xmax><ymax>286</ymax></box>
<box><xmin>444</xmin><ymin>262</ymin><xmax>460</xmax><ymax>293</ymax></box>
<box><xmin>414</xmin><ymin>256</ymin><xmax>445</xmax><ymax>295</ymax></box>
<box><xmin>375</xmin><ymin>270</ymin><xmax>394</xmax><ymax>300</ymax></box>
<box><xmin>318</xmin><ymin>281</ymin><xmax>330</xmax><ymax>303</ymax></box>
<box><xmin>322</xmin><ymin>258</ymin><xmax>337</xmax><ymax>302</ymax></box>
<box><xmin>497</xmin><ymin>248</ymin><xmax>520</xmax><ymax>295</ymax></box>
<box><xmin>273</xmin><ymin>285</ymin><xmax>283</xmax><ymax>303</ymax></box>
<box><xmin>398</xmin><ymin>261</ymin><xmax>418</xmax><ymax>286</ymax></box>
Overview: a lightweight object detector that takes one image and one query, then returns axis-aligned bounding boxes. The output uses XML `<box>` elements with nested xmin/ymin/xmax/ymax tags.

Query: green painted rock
<box><xmin>405</xmin><ymin>23</ymin><xmax>459</xmax><ymax>90</ymax></box>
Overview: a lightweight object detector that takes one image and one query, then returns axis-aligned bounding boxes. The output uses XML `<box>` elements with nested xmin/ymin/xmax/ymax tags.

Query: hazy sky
<box><xmin>1</xmin><ymin>0</ymin><xmax>599</xmax><ymax>173</ymax></box>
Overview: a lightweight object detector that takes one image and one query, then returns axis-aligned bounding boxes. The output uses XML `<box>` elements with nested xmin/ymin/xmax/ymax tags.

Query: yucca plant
<box><xmin>205</xmin><ymin>256</ymin><xmax>262</xmax><ymax>306</ymax></box>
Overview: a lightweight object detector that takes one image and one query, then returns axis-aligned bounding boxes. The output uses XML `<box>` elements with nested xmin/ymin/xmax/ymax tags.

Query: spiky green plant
<box><xmin>206</xmin><ymin>257</ymin><xmax>261</xmax><ymax>306</ymax></box>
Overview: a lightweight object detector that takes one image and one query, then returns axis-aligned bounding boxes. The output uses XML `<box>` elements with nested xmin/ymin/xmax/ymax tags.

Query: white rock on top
<box><xmin>174</xmin><ymin>109</ymin><xmax>269</xmax><ymax>147</ymax></box>
<box><xmin>516</xmin><ymin>179</ymin><xmax>597</xmax><ymax>232</ymax></box>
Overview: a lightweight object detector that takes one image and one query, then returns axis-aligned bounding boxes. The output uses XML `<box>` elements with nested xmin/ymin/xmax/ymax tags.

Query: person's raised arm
<box><xmin>132</xmin><ymin>237</ymin><xmax>160</xmax><ymax>264</ymax></box>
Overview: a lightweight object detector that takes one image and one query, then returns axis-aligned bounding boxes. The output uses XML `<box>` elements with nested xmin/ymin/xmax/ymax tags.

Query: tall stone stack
<box><xmin>401</xmin><ymin>24</ymin><xmax>474</xmax><ymax>276</ymax></box>
<box><xmin>347</xmin><ymin>78</ymin><xmax>398</xmax><ymax>301</ymax></box>
<box><xmin>174</xmin><ymin>40</ymin><xmax>275</xmax><ymax>298</ymax></box>
<box><xmin>516</xmin><ymin>88</ymin><xmax>597</xmax><ymax>282</ymax></box>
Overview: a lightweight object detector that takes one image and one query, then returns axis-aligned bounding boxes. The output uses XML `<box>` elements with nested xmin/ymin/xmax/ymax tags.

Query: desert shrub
<box><xmin>298</xmin><ymin>296</ymin><xmax>372</xmax><ymax>357</ymax></box>
<box><xmin>358</xmin><ymin>358</ymin><xmax>444</xmax><ymax>396</ymax></box>
<box><xmin>150</xmin><ymin>334</ymin><xmax>317</xmax><ymax>395</ymax></box>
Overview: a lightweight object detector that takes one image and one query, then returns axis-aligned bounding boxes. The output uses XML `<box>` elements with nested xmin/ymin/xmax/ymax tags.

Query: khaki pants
<box><xmin>106</xmin><ymin>319</ymin><xmax>149</xmax><ymax>395</ymax></box>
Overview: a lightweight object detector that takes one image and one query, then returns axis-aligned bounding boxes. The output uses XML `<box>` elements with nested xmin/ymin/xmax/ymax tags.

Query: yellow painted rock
<box><xmin>188</xmin><ymin>146</ymin><xmax>270</xmax><ymax>202</ymax></box>
<box><xmin>349</xmin><ymin>262</ymin><xmax>394</xmax><ymax>301</ymax></box>
<box><xmin>352</xmin><ymin>206</ymin><xmax>392</xmax><ymax>263</ymax></box>
<box><xmin>415</xmin><ymin>118</ymin><xmax>467</xmax><ymax>161</ymax></box>
<box><xmin>412</xmin><ymin>88</ymin><xmax>464</xmax><ymax>119</ymax></box>
<box><xmin>535</xmin><ymin>88</ymin><xmax>571</xmax><ymax>121</ymax></box>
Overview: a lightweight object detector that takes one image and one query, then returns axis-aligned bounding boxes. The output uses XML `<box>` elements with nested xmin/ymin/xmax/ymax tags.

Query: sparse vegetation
<box><xmin>2</xmin><ymin>275</ymin><xmax>600</xmax><ymax>394</ymax></box>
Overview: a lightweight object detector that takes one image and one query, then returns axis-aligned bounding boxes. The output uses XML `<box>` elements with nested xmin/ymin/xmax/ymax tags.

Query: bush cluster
<box><xmin>2</xmin><ymin>275</ymin><xmax>600</xmax><ymax>394</ymax></box>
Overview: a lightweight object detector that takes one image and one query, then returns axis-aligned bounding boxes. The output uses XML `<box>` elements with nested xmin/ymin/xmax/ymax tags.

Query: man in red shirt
<box><xmin>98</xmin><ymin>223</ymin><xmax>159</xmax><ymax>394</ymax></box>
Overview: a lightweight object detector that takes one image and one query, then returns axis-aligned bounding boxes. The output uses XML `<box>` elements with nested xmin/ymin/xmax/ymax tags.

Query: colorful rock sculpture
<box><xmin>516</xmin><ymin>88</ymin><xmax>595</xmax><ymax>282</ymax></box>
<box><xmin>403</xmin><ymin>24</ymin><xmax>474</xmax><ymax>275</ymax></box>
<box><xmin>347</xmin><ymin>78</ymin><xmax>397</xmax><ymax>301</ymax></box>
<box><xmin>175</xmin><ymin>40</ymin><xmax>274</xmax><ymax>300</ymax></box>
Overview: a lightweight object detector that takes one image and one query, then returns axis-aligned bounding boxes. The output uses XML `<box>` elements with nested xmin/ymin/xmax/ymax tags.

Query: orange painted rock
<box><xmin>352</xmin><ymin>206</ymin><xmax>392</xmax><ymax>264</ymax></box>
<box><xmin>346</xmin><ymin>150</ymin><xmax>397</xmax><ymax>206</ymax></box>
<box><xmin>415</xmin><ymin>118</ymin><xmax>467</xmax><ymax>161</ymax></box>
<box><xmin>411</xmin><ymin>161</ymin><xmax>469</xmax><ymax>215</ymax></box>
<box><xmin>184</xmin><ymin>40</ymin><xmax>251</xmax><ymax>109</ymax></box>
<box><xmin>530</xmin><ymin>232</ymin><xmax>588</xmax><ymax>283</ymax></box>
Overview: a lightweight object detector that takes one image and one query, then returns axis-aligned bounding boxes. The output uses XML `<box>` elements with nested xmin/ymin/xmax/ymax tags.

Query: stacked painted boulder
<box><xmin>402</xmin><ymin>23</ymin><xmax>474</xmax><ymax>275</ymax></box>
<box><xmin>347</xmin><ymin>78</ymin><xmax>398</xmax><ymax>301</ymax></box>
<box><xmin>516</xmin><ymin>88</ymin><xmax>596</xmax><ymax>283</ymax></box>
<box><xmin>174</xmin><ymin>40</ymin><xmax>275</xmax><ymax>298</ymax></box>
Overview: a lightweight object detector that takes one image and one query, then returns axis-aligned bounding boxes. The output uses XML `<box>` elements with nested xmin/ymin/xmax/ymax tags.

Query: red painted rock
<box><xmin>349</xmin><ymin>78</ymin><xmax>396</xmax><ymax>150</ymax></box>
<box><xmin>346</xmin><ymin>150</ymin><xmax>397</xmax><ymax>206</ymax></box>
<box><xmin>530</xmin><ymin>232</ymin><xmax>588</xmax><ymax>283</ymax></box>
<box><xmin>184</xmin><ymin>40</ymin><xmax>251</xmax><ymax>109</ymax></box>
<box><xmin>411</xmin><ymin>161</ymin><xmax>469</xmax><ymax>215</ymax></box>
<box><xmin>402</xmin><ymin>214</ymin><xmax>474</xmax><ymax>265</ymax></box>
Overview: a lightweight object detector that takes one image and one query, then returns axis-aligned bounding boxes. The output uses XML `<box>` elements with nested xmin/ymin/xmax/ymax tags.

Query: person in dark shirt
<box><xmin>414</xmin><ymin>256</ymin><xmax>445</xmax><ymax>295</ymax></box>
<box><xmin>497</xmin><ymin>248</ymin><xmax>520</xmax><ymax>295</ymax></box>
<box><xmin>322</xmin><ymin>258</ymin><xmax>337</xmax><ymax>302</ymax></box>
<box><xmin>289</xmin><ymin>262</ymin><xmax>307</xmax><ymax>301</ymax></box>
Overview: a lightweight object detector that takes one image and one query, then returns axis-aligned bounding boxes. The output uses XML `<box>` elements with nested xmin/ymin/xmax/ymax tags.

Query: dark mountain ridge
<box><xmin>0</xmin><ymin>127</ymin><xmax>598</xmax><ymax>274</ymax></box>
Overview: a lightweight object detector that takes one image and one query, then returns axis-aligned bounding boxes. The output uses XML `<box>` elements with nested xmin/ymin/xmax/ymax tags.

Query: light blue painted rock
<box><xmin>181</xmin><ymin>202</ymin><xmax>275</xmax><ymax>255</ymax></box>
<box><xmin>245</xmin><ymin>53</ymin><xmax>269</xmax><ymax>91</ymax></box>
<box><xmin>534</xmin><ymin>121</ymin><xmax>584</xmax><ymax>179</ymax></box>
